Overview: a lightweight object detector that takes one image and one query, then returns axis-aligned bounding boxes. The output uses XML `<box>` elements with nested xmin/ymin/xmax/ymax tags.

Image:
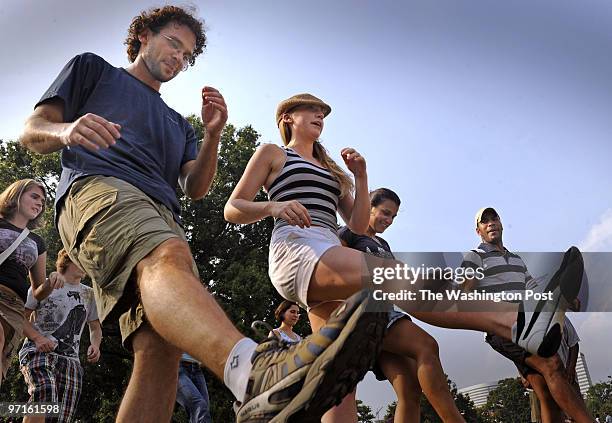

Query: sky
<box><xmin>2</xmin><ymin>0</ymin><xmax>611</xmax><ymax>417</ymax></box>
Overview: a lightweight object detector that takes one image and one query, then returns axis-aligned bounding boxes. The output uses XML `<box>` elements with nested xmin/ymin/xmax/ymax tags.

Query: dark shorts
<box><xmin>485</xmin><ymin>333</ymin><xmax>533</xmax><ymax>377</ymax></box>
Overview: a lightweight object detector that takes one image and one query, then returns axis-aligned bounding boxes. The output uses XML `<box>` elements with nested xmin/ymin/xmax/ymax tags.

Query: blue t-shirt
<box><xmin>36</xmin><ymin>53</ymin><xmax>198</xmax><ymax>225</ymax></box>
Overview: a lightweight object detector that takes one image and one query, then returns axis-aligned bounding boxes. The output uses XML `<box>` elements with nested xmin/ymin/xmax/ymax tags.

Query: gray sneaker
<box><xmin>513</xmin><ymin>246</ymin><xmax>584</xmax><ymax>357</ymax></box>
<box><xmin>235</xmin><ymin>289</ymin><xmax>388</xmax><ymax>423</ymax></box>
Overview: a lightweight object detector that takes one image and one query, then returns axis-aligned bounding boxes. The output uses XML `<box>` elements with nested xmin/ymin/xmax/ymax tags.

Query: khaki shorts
<box><xmin>58</xmin><ymin>176</ymin><xmax>198</xmax><ymax>348</ymax></box>
<box><xmin>0</xmin><ymin>285</ymin><xmax>25</xmax><ymax>379</ymax></box>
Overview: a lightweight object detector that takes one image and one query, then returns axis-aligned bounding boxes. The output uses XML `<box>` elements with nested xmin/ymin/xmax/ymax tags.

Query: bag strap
<box><xmin>0</xmin><ymin>227</ymin><xmax>31</xmax><ymax>266</ymax></box>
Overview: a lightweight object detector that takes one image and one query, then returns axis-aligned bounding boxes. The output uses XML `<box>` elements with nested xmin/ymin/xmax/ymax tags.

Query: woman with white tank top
<box><xmin>269</xmin><ymin>301</ymin><xmax>302</xmax><ymax>344</ymax></box>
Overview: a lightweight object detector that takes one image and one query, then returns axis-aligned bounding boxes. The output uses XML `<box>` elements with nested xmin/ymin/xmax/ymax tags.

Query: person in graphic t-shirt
<box><xmin>0</xmin><ymin>179</ymin><xmax>64</xmax><ymax>385</ymax></box>
<box><xmin>19</xmin><ymin>249</ymin><xmax>101</xmax><ymax>423</ymax></box>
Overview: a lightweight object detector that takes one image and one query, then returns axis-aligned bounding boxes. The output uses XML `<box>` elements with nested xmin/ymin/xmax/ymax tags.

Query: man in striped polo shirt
<box><xmin>461</xmin><ymin>207</ymin><xmax>592</xmax><ymax>423</ymax></box>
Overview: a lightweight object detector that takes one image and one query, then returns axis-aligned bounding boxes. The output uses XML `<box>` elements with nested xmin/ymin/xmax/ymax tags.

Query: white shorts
<box><xmin>268</xmin><ymin>225</ymin><xmax>341</xmax><ymax>309</ymax></box>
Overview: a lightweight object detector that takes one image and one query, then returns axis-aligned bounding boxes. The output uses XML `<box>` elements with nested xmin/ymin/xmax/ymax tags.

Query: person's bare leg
<box><xmin>526</xmin><ymin>373</ymin><xmax>562</xmax><ymax>423</ymax></box>
<box><xmin>135</xmin><ymin>238</ymin><xmax>244</xmax><ymax>379</ymax></box>
<box><xmin>379</xmin><ymin>352</ymin><xmax>421</xmax><ymax>423</ymax></box>
<box><xmin>115</xmin><ymin>238</ymin><xmax>249</xmax><ymax>421</ymax></box>
<box><xmin>310</xmin><ymin>246</ymin><xmax>518</xmax><ymax>340</ymax></box>
<box><xmin>525</xmin><ymin>355</ymin><xmax>593</xmax><ymax>423</ymax></box>
<box><xmin>309</xmin><ymin>302</ymin><xmax>358</xmax><ymax>423</ymax></box>
<box><xmin>116</xmin><ymin>324</ymin><xmax>181</xmax><ymax>423</ymax></box>
<box><xmin>383</xmin><ymin>319</ymin><xmax>464</xmax><ymax>422</ymax></box>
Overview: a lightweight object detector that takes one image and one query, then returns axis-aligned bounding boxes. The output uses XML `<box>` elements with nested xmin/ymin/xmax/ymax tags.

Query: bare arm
<box><xmin>337</xmin><ymin>148</ymin><xmax>369</xmax><ymax>234</ymax></box>
<box><xmin>30</xmin><ymin>252</ymin><xmax>52</xmax><ymax>301</ymax></box>
<box><xmin>179</xmin><ymin>87</ymin><xmax>228</xmax><ymax>200</ymax></box>
<box><xmin>461</xmin><ymin>278</ymin><xmax>479</xmax><ymax>292</ymax></box>
<box><xmin>22</xmin><ymin>309</ymin><xmax>57</xmax><ymax>352</ymax></box>
<box><xmin>21</xmin><ymin>99</ymin><xmax>121</xmax><ymax>155</ymax></box>
<box><xmin>86</xmin><ymin>320</ymin><xmax>102</xmax><ymax>363</ymax></box>
<box><xmin>224</xmin><ymin>144</ymin><xmax>312</xmax><ymax>227</ymax></box>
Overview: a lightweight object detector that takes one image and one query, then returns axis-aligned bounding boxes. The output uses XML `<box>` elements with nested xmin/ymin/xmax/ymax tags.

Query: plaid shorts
<box><xmin>20</xmin><ymin>351</ymin><xmax>83</xmax><ymax>423</ymax></box>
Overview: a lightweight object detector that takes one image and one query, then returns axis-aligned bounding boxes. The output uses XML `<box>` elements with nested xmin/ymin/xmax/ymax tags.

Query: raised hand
<box><xmin>60</xmin><ymin>113</ymin><xmax>121</xmax><ymax>151</ymax></box>
<box><xmin>201</xmin><ymin>86</ymin><xmax>228</xmax><ymax>138</ymax></box>
<box><xmin>341</xmin><ymin>147</ymin><xmax>366</xmax><ymax>177</ymax></box>
<box><xmin>47</xmin><ymin>271</ymin><xmax>65</xmax><ymax>290</ymax></box>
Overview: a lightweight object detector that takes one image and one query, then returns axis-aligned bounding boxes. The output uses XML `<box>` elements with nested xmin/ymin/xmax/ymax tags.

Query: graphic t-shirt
<box><xmin>21</xmin><ymin>283</ymin><xmax>98</xmax><ymax>361</ymax></box>
<box><xmin>0</xmin><ymin>218</ymin><xmax>47</xmax><ymax>302</ymax></box>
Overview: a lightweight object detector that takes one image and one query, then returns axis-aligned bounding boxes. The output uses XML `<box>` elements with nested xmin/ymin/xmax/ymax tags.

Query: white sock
<box><xmin>223</xmin><ymin>337</ymin><xmax>258</xmax><ymax>402</ymax></box>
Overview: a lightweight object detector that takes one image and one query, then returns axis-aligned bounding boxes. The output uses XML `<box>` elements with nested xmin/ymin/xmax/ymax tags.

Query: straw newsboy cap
<box><xmin>276</xmin><ymin>93</ymin><xmax>332</xmax><ymax>126</ymax></box>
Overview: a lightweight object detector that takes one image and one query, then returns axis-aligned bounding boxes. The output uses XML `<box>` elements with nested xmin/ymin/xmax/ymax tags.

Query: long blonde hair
<box><xmin>0</xmin><ymin>179</ymin><xmax>47</xmax><ymax>229</ymax></box>
<box><xmin>279</xmin><ymin>119</ymin><xmax>354</xmax><ymax>198</ymax></box>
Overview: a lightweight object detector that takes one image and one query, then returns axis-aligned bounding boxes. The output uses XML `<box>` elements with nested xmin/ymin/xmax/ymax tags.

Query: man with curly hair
<box><xmin>20</xmin><ymin>5</ymin><xmax>386</xmax><ymax>422</ymax></box>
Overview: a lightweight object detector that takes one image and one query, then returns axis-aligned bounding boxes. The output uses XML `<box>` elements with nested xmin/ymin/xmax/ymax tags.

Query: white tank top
<box><xmin>270</xmin><ymin>328</ymin><xmax>302</xmax><ymax>343</ymax></box>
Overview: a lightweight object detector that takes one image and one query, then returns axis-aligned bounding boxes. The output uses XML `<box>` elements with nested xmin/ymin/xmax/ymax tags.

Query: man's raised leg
<box><xmin>119</xmin><ymin>238</ymin><xmax>388</xmax><ymax>422</ymax></box>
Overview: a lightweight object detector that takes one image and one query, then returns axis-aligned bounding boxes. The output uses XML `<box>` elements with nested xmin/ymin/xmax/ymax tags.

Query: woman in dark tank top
<box><xmin>340</xmin><ymin>188</ymin><xmax>465</xmax><ymax>422</ymax></box>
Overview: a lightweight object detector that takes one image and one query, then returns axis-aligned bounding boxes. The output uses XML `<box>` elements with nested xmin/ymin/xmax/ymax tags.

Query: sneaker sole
<box><xmin>558</xmin><ymin>246</ymin><xmax>584</xmax><ymax>304</ymax></box>
<box><xmin>521</xmin><ymin>247</ymin><xmax>584</xmax><ymax>357</ymax></box>
<box><xmin>269</xmin><ymin>291</ymin><xmax>387</xmax><ymax>423</ymax></box>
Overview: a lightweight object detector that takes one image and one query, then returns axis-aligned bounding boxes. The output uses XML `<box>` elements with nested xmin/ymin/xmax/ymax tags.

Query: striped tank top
<box><xmin>267</xmin><ymin>147</ymin><xmax>340</xmax><ymax>232</ymax></box>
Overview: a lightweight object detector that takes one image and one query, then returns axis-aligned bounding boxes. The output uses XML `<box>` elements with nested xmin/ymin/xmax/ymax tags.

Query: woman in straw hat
<box><xmin>0</xmin><ymin>179</ymin><xmax>62</xmax><ymax>385</ymax></box>
<box><xmin>225</xmin><ymin>93</ymin><xmax>579</xmax><ymax>422</ymax></box>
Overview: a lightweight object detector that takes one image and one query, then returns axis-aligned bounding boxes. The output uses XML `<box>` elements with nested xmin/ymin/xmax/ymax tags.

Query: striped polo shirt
<box><xmin>267</xmin><ymin>147</ymin><xmax>341</xmax><ymax>233</ymax></box>
<box><xmin>461</xmin><ymin>242</ymin><xmax>534</xmax><ymax>297</ymax></box>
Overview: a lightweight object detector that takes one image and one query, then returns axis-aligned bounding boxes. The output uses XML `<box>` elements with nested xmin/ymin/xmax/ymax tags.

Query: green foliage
<box><xmin>586</xmin><ymin>376</ymin><xmax>612</xmax><ymax>418</ymax></box>
<box><xmin>0</xmin><ymin>118</ymin><xmax>299</xmax><ymax>421</ymax></box>
<box><xmin>417</xmin><ymin>377</ymin><xmax>479</xmax><ymax>423</ymax></box>
<box><xmin>480</xmin><ymin>377</ymin><xmax>530</xmax><ymax>423</ymax></box>
<box><xmin>383</xmin><ymin>400</ymin><xmax>396</xmax><ymax>420</ymax></box>
<box><xmin>356</xmin><ymin>399</ymin><xmax>375</xmax><ymax>423</ymax></box>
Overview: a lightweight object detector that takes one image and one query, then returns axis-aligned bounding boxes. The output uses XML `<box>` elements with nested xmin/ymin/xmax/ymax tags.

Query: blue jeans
<box><xmin>176</xmin><ymin>361</ymin><xmax>212</xmax><ymax>423</ymax></box>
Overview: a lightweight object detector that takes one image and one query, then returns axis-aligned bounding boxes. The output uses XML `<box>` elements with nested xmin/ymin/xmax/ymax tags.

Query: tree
<box><xmin>356</xmin><ymin>399</ymin><xmax>375</xmax><ymax>423</ymax></box>
<box><xmin>481</xmin><ymin>377</ymin><xmax>530</xmax><ymax>423</ymax></box>
<box><xmin>418</xmin><ymin>376</ymin><xmax>480</xmax><ymax>423</ymax></box>
<box><xmin>384</xmin><ymin>400</ymin><xmax>397</xmax><ymax>421</ymax></box>
<box><xmin>586</xmin><ymin>376</ymin><xmax>612</xmax><ymax>418</ymax></box>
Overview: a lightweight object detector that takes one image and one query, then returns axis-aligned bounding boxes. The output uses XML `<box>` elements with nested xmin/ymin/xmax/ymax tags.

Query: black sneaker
<box><xmin>235</xmin><ymin>289</ymin><xmax>388</xmax><ymax>422</ymax></box>
<box><xmin>513</xmin><ymin>246</ymin><xmax>584</xmax><ymax>357</ymax></box>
